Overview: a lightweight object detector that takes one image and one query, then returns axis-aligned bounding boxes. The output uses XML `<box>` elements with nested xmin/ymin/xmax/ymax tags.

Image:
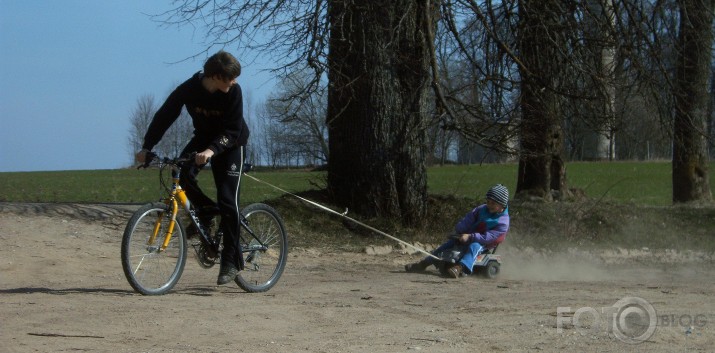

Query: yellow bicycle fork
<box><xmin>148</xmin><ymin>185</ymin><xmax>189</xmax><ymax>251</ymax></box>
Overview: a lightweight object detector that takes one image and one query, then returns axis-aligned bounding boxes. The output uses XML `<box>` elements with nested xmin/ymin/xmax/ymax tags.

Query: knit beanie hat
<box><xmin>486</xmin><ymin>184</ymin><xmax>509</xmax><ymax>207</ymax></box>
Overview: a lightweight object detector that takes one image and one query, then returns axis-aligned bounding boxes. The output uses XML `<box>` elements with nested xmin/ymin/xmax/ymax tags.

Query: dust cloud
<box><xmin>498</xmin><ymin>246</ymin><xmax>711</xmax><ymax>283</ymax></box>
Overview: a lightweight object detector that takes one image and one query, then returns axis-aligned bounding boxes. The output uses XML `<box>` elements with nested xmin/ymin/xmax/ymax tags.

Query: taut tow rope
<box><xmin>243</xmin><ymin>173</ymin><xmax>440</xmax><ymax>260</ymax></box>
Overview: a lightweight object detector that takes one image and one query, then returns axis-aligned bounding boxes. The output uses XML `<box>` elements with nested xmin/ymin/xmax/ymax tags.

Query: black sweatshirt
<box><xmin>142</xmin><ymin>72</ymin><xmax>249</xmax><ymax>155</ymax></box>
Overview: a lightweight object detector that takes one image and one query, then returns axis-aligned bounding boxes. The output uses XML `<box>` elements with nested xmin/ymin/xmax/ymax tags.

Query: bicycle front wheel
<box><xmin>121</xmin><ymin>202</ymin><xmax>187</xmax><ymax>295</ymax></box>
<box><xmin>236</xmin><ymin>203</ymin><xmax>288</xmax><ymax>293</ymax></box>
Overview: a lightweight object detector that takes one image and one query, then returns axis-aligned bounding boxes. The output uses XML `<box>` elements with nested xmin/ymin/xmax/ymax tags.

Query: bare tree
<box><xmin>152</xmin><ymin>0</ymin><xmax>714</xmax><ymax>213</ymax></box>
<box><xmin>426</xmin><ymin>122</ymin><xmax>460</xmax><ymax>165</ymax></box>
<box><xmin>581</xmin><ymin>0</ymin><xmax>617</xmax><ymax>161</ymax></box>
<box><xmin>610</xmin><ymin>0</ymin><xmax>678</xmax><ymax>157</ymax></box>
<box><xmin>430</xmin><ymin>12</ymin><xmax>514</xmax><ymax>164</ymax></box>
<box><xmin>615</xmin><ymin>94</ymin><xmax>671</xmax><ymax>160</ymax></box>
<box><xmin>127</xmin><ymin>94</ymin><xmax>157</xmax><ymax>165</ymax></box>
<box><xmin>242</xmin><ymin>91</ymin><xmax>265</xmax><ymax>165</ymax></box>
<box><xmin>128</xmin><ymin>93</ymin><xmax>193</xmax><ymax>162</ymax></box>
<box><xmin>710</xmin><ymin>69</ymin><xmax>715</xmax><ymax>159</ymax></box>
<box><xmin>158</xmin><ymin>1</ymin><xmax>434</xmax><ymax>224</ymax></box>
<box><xmin>514</xmin><ymin>0</ymin><xmax>568</xmax><ymax>200</ymax></box>
<box><xmin>264</xmin><ymin>70</ymin><xmax>329</xmax><ymax>166</ymax></box>
<box><xmin>153</xmin><ymin>109</ymin><xmax>193</xmax><ymax>158</ymax></box>
<box><xmin>672</xmin><ymin>0</ymin><xmax>714</xmax><ymax>202</ymax></box>
<box><xmin>435</xmin><ymin>0</ymin><xmax>521</xmax><ymax>160</ymax></box>
<box><xmin>326</xmin><ymin>0</ymin><xmax>434</xmax><ymax>224</ymax></box>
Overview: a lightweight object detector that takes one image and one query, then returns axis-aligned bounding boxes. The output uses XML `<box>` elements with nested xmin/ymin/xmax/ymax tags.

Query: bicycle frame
<box><xmin>148</xmin><ymin>160</ymin><xmax>267</xmax><ymax>255</ymax></box>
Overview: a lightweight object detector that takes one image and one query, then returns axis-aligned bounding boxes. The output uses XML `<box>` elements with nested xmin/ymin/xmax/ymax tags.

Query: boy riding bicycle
<box><xmin>135</xmin><ymin>51</ymin><xmax>248</xmax><ymax>286</ymax></box>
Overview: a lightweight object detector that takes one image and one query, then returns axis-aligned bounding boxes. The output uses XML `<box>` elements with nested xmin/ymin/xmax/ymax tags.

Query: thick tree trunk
<box><xmin>327</xmin><ymin>0</ymin><xmax>432</xmax><ymax>225</ymax></box>
<box><xmin>709</xmin><ymin>71</ymin><xmax>715</xmax><ymax>159</ymax></box>
<box><xmin>672</xmin><ymin>0</ymin><xmax>714</xmax><ymax>203</ymax></box>
<box><xmin>515</xmin><ymin>0</ymin><xmax>567</xmax><ymax>201</ymax></box>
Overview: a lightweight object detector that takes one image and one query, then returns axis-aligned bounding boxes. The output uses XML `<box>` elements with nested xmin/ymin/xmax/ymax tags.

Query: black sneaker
<box><xmin>217</xmin><ymin>263</ymin><xmax>239</xmax><ymax>285</ymax></box>
<box><xmin>405</xmin><ymin>261</ymin><xmax>429</xmax><ymax>273</ymax></box>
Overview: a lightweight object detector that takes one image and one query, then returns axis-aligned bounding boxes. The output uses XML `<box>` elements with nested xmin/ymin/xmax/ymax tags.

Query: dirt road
<box><xmin>1</xmin><ymin>203</ymin><xmax>713</xmax><ymax>352</ymax></box>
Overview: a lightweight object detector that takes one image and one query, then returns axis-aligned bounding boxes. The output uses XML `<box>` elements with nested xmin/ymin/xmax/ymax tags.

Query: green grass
<box><xmin>565</xmin><ymin>161</ymin><xmax>675</xmax><ymax>205</ymax></box>
<box><xmin>0</xmin><ymin>168</ymin><xmax>322</xmax><ymax>205</ymax></box>
<box><xmin>0</xmin><ymin>161</ymin><xmax>713</xmax><ymax>205</ymax></box>
<box><xmin>427</xmin><ymin>161</ymin><xmax>714</xmax><ymax>206</ymax></box>
<box><xmin>426</xmin><ymin>163</ymin><xmax>517</xmax><ymax>202</ymax></box>
<box><xmin>1</xmin><ymin>161</ymin><xmax>713</xmax><ymax>252</ymax></box>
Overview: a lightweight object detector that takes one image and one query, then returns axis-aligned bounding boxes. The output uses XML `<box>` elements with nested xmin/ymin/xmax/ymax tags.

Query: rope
<box><xmin>243</xmin><ymin>173</ymin><xmax>440</xmax><ymax>260</ymax></box>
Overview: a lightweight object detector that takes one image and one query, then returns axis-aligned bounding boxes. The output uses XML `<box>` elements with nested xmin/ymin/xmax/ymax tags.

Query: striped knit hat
<box><xmin>486</xmin><ymin>184</ymin><xmax>509</xmax><ymax>207</ymax></box>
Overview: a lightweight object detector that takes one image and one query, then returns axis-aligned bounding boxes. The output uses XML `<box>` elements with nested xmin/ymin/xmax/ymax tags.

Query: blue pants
<box><xmin>430</xmin><ymin>239</ymin><xmax>483</xmax><ymax>274</ymax></box>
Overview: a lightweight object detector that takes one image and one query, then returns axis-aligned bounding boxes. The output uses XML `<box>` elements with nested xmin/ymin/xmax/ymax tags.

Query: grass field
<box><xmin>1</xmin><ymin>161</ymin><xmax>714</xmax><ymax>251</ymax></box>
<box><xmin>0</xmin><ymin>168</ymin><xmax>318</xmax><ymax>204</ymax></box>
<box><xmin>429</xmin><ymin>161</ymin><xmax>690</xmax><ymax>206</ymax></box>
<box><xmin>1</xmin><ymin>161</ymin><xmax>712</xmax><ymax>206</ymax></box>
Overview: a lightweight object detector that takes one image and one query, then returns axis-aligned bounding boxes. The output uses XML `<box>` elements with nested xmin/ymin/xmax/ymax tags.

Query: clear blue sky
<box><xmin>0</xmin><ymin>0</ymin><xmax>274</xmax><ymax>172</ymax></box>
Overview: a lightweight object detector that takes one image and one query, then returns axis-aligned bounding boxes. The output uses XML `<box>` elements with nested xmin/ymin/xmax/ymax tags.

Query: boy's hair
<box><xmin>204</xmin><ymin>51</ymin><xmax>241</xmax><ymax>80</ymax></box>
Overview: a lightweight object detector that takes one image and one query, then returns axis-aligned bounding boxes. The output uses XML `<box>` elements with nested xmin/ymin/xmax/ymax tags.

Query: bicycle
<box><xmin>120</xmin><ymin>153</ymin><xmax>288</xmax><ymax>295</ymax></box>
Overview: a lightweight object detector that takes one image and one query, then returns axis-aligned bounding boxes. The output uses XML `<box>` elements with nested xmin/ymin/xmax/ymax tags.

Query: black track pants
<box><xmin>180</xmin><ymin>145</ymin><xmax>245</xmax><ymax>270</ymax></box>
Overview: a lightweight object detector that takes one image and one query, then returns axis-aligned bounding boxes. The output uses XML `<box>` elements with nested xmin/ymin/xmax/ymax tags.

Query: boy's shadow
<box><xmin>0</xmin><ymin>286</ymin><xmax>245</xmax><ymax>296</ymax></box>
<box><xmin>0</xmin><ymin>287</ymin><xmax>133</xmax><ymax>296</ymax></box>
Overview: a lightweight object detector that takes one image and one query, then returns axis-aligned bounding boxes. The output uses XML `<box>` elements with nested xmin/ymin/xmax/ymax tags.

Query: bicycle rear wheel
<box><xmin>121</xmin><ymin>202</ymin><xmax>187</xmax><ymax>295</ymax></box>
<box><xmin>235</xmin><ymin>203</ymin><xmax>288</xmax><ymax>293</ymax></box>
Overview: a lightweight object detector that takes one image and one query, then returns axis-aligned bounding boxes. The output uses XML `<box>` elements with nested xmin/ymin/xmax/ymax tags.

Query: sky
<box><xmin>0</xmin><ymin>0</ymin><xmax>276</xmax><ymax>172</ymax></box>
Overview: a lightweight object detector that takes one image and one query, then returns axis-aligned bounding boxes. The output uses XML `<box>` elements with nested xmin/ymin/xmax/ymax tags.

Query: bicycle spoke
<box><xmin>121</xmin><ymin>204</ymin><xmax>187</xmax><ymax>295</ymax></box>
<box><xmin>235</xmin><ymin>204</ymin><xmax>287</xmax><ymax>293</ymax></box>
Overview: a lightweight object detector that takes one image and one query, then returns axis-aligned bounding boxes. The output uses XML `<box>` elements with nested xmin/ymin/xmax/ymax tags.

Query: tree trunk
<box><xmin>672</xmin><ymin>0</ymin><xmax>714</xmax><ymax>203</ymax></box>
<box><xmin>327</xmin><ymin>0</ymin><xmax>432</xmax><ymax>225</ymax></box>
<box><xmin>515</xmin><ymin>0</ymin><xmax>567</xmax><ymax>201</ymax></box>
<box><xmin>709</xmin><ymin>69</ymin><xmax>715</xmax><ymax>159</ymax></box>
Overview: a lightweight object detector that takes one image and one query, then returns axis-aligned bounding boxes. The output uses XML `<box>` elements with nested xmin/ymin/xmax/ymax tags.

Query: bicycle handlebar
<box><xmin>137</xmin><ymin>151</ymin><xmax>253</xmax><ymax>173</ymax></box>
<box><xmin>136</xmin><ymin>152</ymin><xmax>194</xmax><ymax>169</ymax></box>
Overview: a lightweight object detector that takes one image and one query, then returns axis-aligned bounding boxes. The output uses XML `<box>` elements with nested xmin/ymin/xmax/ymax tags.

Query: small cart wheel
<box><xmin>483</xmin><ymin>261</ymin><xmax>500</xmax><ymax>279</ymax></box>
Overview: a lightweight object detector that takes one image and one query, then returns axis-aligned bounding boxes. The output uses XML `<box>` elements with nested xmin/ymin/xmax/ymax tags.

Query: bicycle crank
<box><xmin>192</xmin><ymin>242</ymin><xmax>219</xmax><ymax>269</ymax></box>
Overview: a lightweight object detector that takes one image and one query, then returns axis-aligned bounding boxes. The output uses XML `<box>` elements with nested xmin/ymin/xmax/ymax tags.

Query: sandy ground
<box><xmin>0</xmin><ymin>203</ymin><xmax>713</xmax><ymax>353</ymax></box>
